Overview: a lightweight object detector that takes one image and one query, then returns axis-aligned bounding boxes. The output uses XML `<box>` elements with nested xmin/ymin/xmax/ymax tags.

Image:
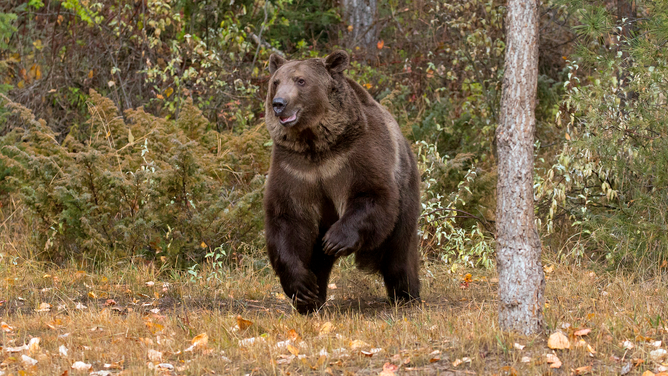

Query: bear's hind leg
<box><xmin>378</xmin><ymin>219</ymin><xmax>421</xmax><ymax>303</ymax></box>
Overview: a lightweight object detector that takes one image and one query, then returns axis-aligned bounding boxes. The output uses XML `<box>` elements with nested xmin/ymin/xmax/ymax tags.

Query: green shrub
<box><xmin>0</xmin><ymin>90</ymin><xmax>269</xmax><ymax>265</ymax></box>
<box><xmin>536</xmin><ymin>0</ymin><xmax>668</xmax><ymax>269</ymax></box>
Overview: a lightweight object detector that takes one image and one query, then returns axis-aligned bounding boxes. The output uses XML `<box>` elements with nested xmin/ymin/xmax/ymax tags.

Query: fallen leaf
<box><xmin>500</xmin><ymin>366</ymin><xmax>518</xmax><ymax>376</ymax></box>
<box><xmin>650</xmin><ymin>348</ymin><xmax>668</xmax><ymax>362</ymax></box>
<box><xmin>513</xmin><ymin>343</ymin><xmax>525</xmax><ymax>350</ymax></box>
<box><xmin>184</xmin><ymin>332</ymin><xmax>209</xmax><ymax>351</ymax></box>
<box><xmin>521</xmin><ymin>356</ymin><xmax>531</xmax><ymax>363</ymax></box>
<box><xmin>1</xmin><ymin>321</ymin><xmax>14</xmax><ymax>332</ymax></box>
<box><xmin>287</xmin><ymin>329</ymin><xmax>300</xmax><ymax>341</ymax></box>
<box><xmin>350</xmin><ymin>339</ymin><xmax>369</xmax><ymax>350</ymax></box>
<box><xmin>59</xmin><ymin>345</ymin><xmax>69</xmax><ymax>357</ymax></box>
<box><xmin>377</xmin><ymin>40</ymin><xmax>385</xmax><ymax>49</ymax></box>
<box><xmin>27</xmin><ymin>337</ymin><xmax>40</xmax><ymax>354</ymax></box>
<box><xmin>620</xmin><ymin>362</ymin><xmax>632</xmax><ymax>375</ymax></box>
<box><xmin>148</xmin><ymin>349</ymin><xmax>163</xmax><ymax>362</ymax></box>
<box><xmin>36</xmin><ymin>302</ymin><xmax>52</xmax><ymax>312</ymax></box>
<box><xmin>287</xmin><ymin>344</ymin><xmax>299</xmax><ymax>356</ymax></box>
<box><xmin>379</xmin><ymin>362</ymin><xmax>398</xmax><ymax>376</ymax></box>
<box><xmin>276</xmin><ymin>354</ymin><xmax>295</xmax><ymax>365</ymax></box>
<box><xmin>641</xmin><ymin>371</ymin><xmax>656</xmax><ymax>376</ymax></box>
<box><xmin>155</xmin><ymin>363</ymin><xmax>174</xmax><ymax>371</ymax></box>
<box><xmin>71</xmin><ymin>361</ymin><xmax>92</xmax><ymax>371</ymax></box>
<box><xmin>22</xmin><ymin>354</ymin><xmax>38</xmax><ymax>366</ymax></box>
<box><xmin>622</xmin><ymin>340</ymin><xmax>635</xmax><ymax>349</ymax></box>
<box><xmin>239</xmin><ymin>336</ymin><xmax>265</xmax><ymax>347</ymax></box>
<box><xmin>545</xmin><ymin>353</ymin><xmax>562</xmax><ymax>369</ymax></box>
<box><xmin>573</xmin><ymin>365</ymin><xmax>592</xmax><ymax>375</ymax></box>
<box><xmin>236</xmin><ymin>315</ymin><xmax>253</xmax><ymax>331</ymax></box>
<box><xmin>75</xmin><ymin>302</ymin><xmax>87</xmax><ymax>310</ymax></box>
<box><xmin>328</xmin><ymin>283</ymin><xmax>337</xmax><ymax>289</ymax></box>
<box><xmin>574</xmin><ymin>328</ymin><xmax>592</xmax><ymax>336</ymax></box>
<box><xmin>548</xmin><ymin>332</ymin><xmax>570</xmax><ymax>350</ymax></box>
<box><xmin>192</xmin><ymin>332</ymin><xmax>208</xmax><ymax>347</ymax></box>
<box><xmin>319</xmin><ymin>322</ymin><xmax>334</xmax><ymax>335</ymax></box>
<box><xmin>4</xmin><ymin>344</ymin><xmax>28</xmax><ymax>352</ymax></box>
<box><xmin>452</xmin><ymin>358</ymin><xmax>462</xmax><ymax>367</ymax></box>
<box><xmin>361</xmin><ymin>348</ymin><xmax>383</xmax><ymax>357</ymax></box>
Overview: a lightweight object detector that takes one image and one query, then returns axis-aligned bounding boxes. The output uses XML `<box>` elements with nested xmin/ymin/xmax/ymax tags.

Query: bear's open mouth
<box><xmin>279</xmin><ymin>111</ymin><xmax>299</xmax><ymax>126</ymax></box>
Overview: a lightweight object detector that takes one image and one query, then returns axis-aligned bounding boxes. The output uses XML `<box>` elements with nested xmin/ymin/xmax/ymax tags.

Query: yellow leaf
<box><xmin>347</xmin><ymin>25</ymin><xmax>353</xmax><ymax>32</ymax></box>
<box><xmin>565</xmin><ymin>133</ymin><xmax>571</xmax><ymax>141</ymax></box>
<box><xmin>88</xmin><ymin>291</ymin><xmax>97</xmax><ymax>299</ymax></box>
<box><xmin>156</xmin><ymin>94</ymin><xmax>164</xmax><ymax>99</ymax></box>
<box><xmin>547</xmin><ymin>332</ymin><xmax>570</xmax><ymax>349</ymax></box>
<box><xmin>236</xmin><ymin>315</ymin><xmax>253</xmax><ymax>331</ymax></box>
<box><xmin>350</xmin><ymin>339</ymin><xmax>369</xmax><ymax>350</ymax></box>
<box><xmin>200</xmin><ymin>241</ymin><xmax>207</xmax><ymax>248</ymax></box>
<box><xmin>128</xmin><ymin>129</ymin><xmax>134</xmax><ymax>144</ymax></box>
<box><xmin>287</xmin><ymin>344</ymin><xmax>299</xmax><ymax>356</ymax></box>
<box><xmin>88</xmin><ymin>70</ymin><xmax>94</xmax><ymax>79</ymax></box>
<box><xmin>287</xmin><ymin>329</ymin><xmax>300</xmax><ymax>341</ymax></box>
<box><xmin>165</xmin><ymin>87</ymin><xmax>174</xmax><ymax>98</ymax></box>
<box><xmin>17</xmin><ymin>80</ymin><xmax>25</xmax><ymax>89</ymax></box>
<box><xmin>377</xmin><ymin>40</ymin><xmax>384</xmax><ymax>49</ymax></box>
<box><xmin>191</xmin><ymin>333</ymin><xmax>208</xmax><ymax>348</ymax></box>
<box><xmin>319</xmin><ymin>322</ymin><xmax>334</xmax><ymax>335</ymax></box>
<box><xmin>364</xmin><ymin>83</ymin><xmax>373</xmax><ymax>89</ymax></box>
<box><xmin>574</xmin><ymin>365</ymin><xmax>592</xmax><ymax>375</ymax></box>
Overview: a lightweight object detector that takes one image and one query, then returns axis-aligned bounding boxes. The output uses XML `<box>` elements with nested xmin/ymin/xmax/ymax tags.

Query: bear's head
<box><xmin>265</xmin><ymin>51</ymin><xmax>360</xmax><ymax>153</ymax></box>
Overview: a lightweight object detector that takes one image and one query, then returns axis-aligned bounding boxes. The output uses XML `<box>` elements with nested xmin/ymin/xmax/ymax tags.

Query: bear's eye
<box><xmin>296</xmin><ymin>78</ymin><xmax>306</xmax><ymax>86</ymax></box>
<box><xmin>273</xmin><ymin>80</ymin><xmax>279</xmax><ymax>88</ymax></box>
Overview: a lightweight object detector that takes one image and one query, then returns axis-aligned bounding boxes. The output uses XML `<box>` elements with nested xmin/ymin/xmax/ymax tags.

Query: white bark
<box><xmin>495</xmin><ymin>0</ymin><xmax>545</xmax><ymax>335</ymax></box>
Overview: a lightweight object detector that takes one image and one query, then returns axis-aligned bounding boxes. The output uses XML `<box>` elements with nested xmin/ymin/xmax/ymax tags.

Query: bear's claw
<box><xmin>322</xmin><ymin>224</ymin><xmax>360</xmax><ymax>257</ymax></box>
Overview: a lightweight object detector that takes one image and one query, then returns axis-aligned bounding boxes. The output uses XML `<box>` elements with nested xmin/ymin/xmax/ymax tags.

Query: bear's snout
<box><xmin>272</xmin><ymin>97</ymin><xmax>288</xmax><ymax>116</ymax></box>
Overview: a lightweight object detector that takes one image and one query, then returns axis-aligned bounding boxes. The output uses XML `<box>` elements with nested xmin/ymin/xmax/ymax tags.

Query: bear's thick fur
<box><xmin>264</xmin><ymin>50</ymin><xmax>421</xmax><ymax>314</ymax></box>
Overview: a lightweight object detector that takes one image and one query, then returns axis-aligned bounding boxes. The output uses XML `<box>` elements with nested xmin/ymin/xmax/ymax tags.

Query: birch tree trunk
<box><xmin>495</xmin><ymin>0</ymin><xmax>545</xmax><ymax>334</ymax></box>
<box><xmin>341</xmin><ymin>0</ymin><xmax>378</xmax><ymax>58</ymax></box>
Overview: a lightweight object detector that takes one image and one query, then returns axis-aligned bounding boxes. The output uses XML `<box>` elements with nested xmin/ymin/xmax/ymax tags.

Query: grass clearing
<box><xmin>1</xmin><ymin>251</ymin><xmax>668</xmax><ymax>375</ymax></box>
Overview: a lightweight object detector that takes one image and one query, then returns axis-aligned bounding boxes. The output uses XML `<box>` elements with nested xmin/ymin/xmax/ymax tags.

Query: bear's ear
<box><xmin>269</xmin><ymin>54</ymin><xmax>287</xmax><ymax>75</ymax></box>
<box><xmin>325</xmin><ymin>50</ymin><xmax>349</xmax><ymax>74</ymax></box>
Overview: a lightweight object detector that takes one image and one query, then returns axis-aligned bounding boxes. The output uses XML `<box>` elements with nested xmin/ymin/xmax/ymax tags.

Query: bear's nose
<box><xmin>272</xmin><ymin>97</ymin><xmax>287</xmax><ymax>115</ymax></box>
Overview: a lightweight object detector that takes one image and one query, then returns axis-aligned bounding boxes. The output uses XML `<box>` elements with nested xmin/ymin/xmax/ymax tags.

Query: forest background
<box><xmin>1</xmin><ymin>0</ymin><xmax>668</xmax><ymax>373</ymax></box>
<box><xmin>1</xmin><ymin>0</ymin><xmax>667</xmax><ymax>273</ymax></box>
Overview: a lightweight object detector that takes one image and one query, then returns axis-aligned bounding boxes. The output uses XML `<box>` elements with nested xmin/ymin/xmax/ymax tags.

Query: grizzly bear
<box><xmin>263</xmin><ymin>50</ymin><xmax>421</xmax><ymax>314</ymax></box>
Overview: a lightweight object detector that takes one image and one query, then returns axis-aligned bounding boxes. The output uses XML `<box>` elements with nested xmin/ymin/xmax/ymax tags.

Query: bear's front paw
<box><xmin>323</xmin><ymin>223</ymin><xmax>361</xmax><ymax>257</ymax></box>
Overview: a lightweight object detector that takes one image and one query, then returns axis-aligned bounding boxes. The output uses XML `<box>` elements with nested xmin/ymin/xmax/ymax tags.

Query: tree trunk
<box><xmin>341</xmin><ymin>0</ymin><xmax>378</xmax><ymax>58</ymax></box>
<box><xmin>495</xmin><ymin>0</ymin><xmax>545</xmax><ymax>335</ymax></box>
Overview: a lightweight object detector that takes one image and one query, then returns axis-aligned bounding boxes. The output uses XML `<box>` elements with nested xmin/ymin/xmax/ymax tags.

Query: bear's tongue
<box><xmin>280</xmin><ymin>114</ymin><xmax>297</xmax><ymax>123</ymax></box>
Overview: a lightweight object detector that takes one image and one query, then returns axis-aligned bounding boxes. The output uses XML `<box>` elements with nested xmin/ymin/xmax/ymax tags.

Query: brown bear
<box><xmin>263</xmin><ymin>50</ymin><xmax>421</xmax><ymax>314</ymax></box>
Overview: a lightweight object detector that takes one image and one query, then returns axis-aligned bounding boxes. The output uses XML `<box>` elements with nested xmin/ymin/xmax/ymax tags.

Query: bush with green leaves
<box><xmin>536</xmin><ymin>0</ymin><xmax>668</xmax><ymax>269</ymax></box>
<box><xmin>0</xmin><ymin>91</ymin><xmax>269</xmax><ymax>265</ymax></box>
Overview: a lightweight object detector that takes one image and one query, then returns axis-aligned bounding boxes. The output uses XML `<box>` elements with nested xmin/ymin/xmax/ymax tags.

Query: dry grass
<box><xmin>1</xmin><ymin>248</ymin><xmax>668</xmax><ymax>376</ymax></box>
